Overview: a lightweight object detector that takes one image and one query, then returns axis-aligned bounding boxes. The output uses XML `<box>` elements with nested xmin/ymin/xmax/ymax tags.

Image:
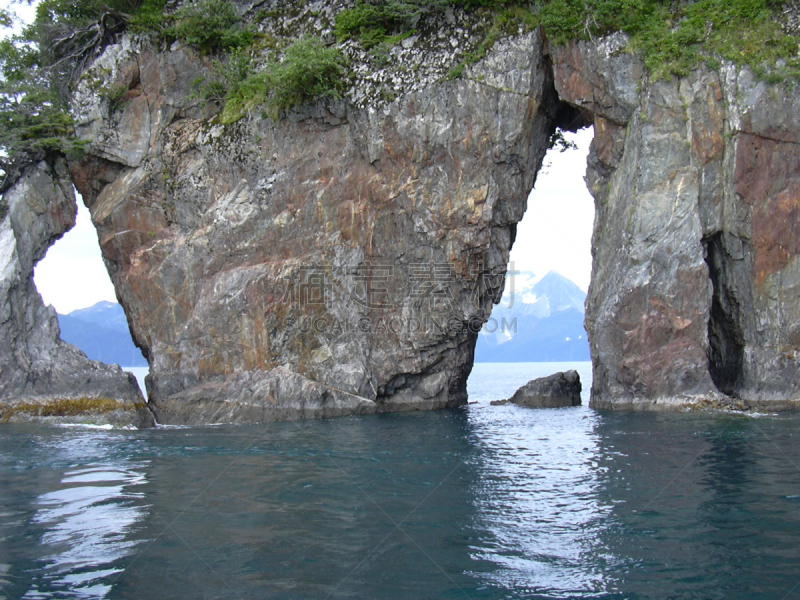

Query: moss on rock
<box><xmin>0</xmin><ymin>397</ymin><xmax>146</xmax><ymax>422</ymax></box>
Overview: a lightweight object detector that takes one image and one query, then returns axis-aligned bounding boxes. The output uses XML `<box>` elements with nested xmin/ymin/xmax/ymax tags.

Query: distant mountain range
<box><xmin>57</xmin><ymin>301</ymin><xmax>147</xmax><ymax>367</ymax></box>
<box><xmin>475</xmin><ymin>271</ymin><xmax>590</xmax><ymax>362</ymax></box>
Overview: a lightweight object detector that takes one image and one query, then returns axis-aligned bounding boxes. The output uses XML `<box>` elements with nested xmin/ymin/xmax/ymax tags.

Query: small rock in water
<box><xmin>499</xmin><ymin>370</ymin><xmax>582</xmax><ymax>408</ymax></box>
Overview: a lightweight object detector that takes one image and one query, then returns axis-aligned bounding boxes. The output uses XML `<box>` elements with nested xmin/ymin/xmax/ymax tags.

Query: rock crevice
<box><xmin>553</xmin><ymin>37</ymin><xmax>800</xmax><ymax>411</ymax></box>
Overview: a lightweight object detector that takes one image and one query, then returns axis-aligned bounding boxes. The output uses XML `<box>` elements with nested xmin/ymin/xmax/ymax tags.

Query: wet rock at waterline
<box><xmin>491</xmin><ymin>370</ymin><xmax>582</xmax><ymax>408</ymax></box>
<box><xmin>0</xmin><ymin>160</ymin><xmax>152</xmax><ymax>428</ymax></box>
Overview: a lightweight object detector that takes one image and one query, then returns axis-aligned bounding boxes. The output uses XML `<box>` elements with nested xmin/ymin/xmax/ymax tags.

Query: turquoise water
<box><xmin>2</xmin><ymin>362</ymin><xmax>800</xmax><ymax>599</ymax></box>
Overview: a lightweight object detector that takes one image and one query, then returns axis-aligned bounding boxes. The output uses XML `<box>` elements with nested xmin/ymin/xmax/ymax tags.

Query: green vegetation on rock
<box><xmin>334</xmin><ymin>0</ymin><xmax>521</xmax><ymax>49</ymax></box>
<box><xmin>536</xmin><ymin>0</ymin><xmax>800</xmax><ymax>80</ymax></box>
<box><xmin>0</xmin><ymin>0</ymin><xmax>251</xmax><ymax>187</ymax></box>
<box><xmin>126</xmin><ymin>0</ymin><xmax>254</xmax><ymax>53</ymax></box>
<box><xmin>210</xmin><ymin>37</ymin><xmax>348</xmax><ymax>124</ymax></box>
<box><xmin>0</xmin><ymin>34</ymin><xmax>85</xmax><ymax>189</ymax></box>
<box><xmin>335</xmin><ymin>0</ymin><xmax>799</xmax><ymax>83</ymax></box>
<box><xmin>161</xmin><ymin>0</ymin><xmax>253</xmax><ymax>54</ymax></box>
<box><xmin>1</xmin><ymin>0</ymin><xmax>798</xmax><ymax>188</ymax></box>
<box><xmin>334</xmin><ymin>2</ymin><xmax>418</xmax><ymax>49</ymax></box>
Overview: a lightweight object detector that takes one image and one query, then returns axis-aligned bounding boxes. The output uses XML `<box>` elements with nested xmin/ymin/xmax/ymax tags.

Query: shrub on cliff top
<box><xmin>0</xmin><ymin>0</ymin><xmax>153</xmax><ymax>186</ymax></box>
<box><xmin>334</xmin><ymin>0</ymin><xmax>518</xmax><ymax>48</ymax></box>
<box><xmin>163</xmin><ymin>0</ymin><xmax>253</xmax><ymax>54</ymax></box>
<box><xmin>219</xmin><ymin>37</ymin><xmax>348</xmax><ymax>123</ymax></box>
<box><xmin>0</xmin><ymin>0</ymin><xmax>101</xmax><ymax>189</ymax></box>
<box><xmin>334</xmin><ymin>1</ymin><xmax>433</xmax><ymax>48</ymax></box>
<box><xmin>536</xmin><ymin>0</ymin><xmax>800</xmax><ymax>80</ymax></box>
<box><xmin>336</xmin><ymin>0</ymin><xmax>798</xmax><ymax>83</ymax></box>
<box><xmin>0</xmin><ymin>0</ymin><xmax>253</xmax><ymax>188</ymax></box>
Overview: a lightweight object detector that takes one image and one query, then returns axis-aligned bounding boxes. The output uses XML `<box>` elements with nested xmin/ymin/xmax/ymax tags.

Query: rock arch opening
<box><xmin>469</xmin><ymin>123</ymin><xmax>595</xmax><ymax>402</ymax></box>
<box><xmin>0</xmin><ymin>159</ymin><xmax>150</xmax><ymax>426</ymax></box>
<box><xmin>33</xmin><ymin>192</ymin><xmax>149</xmax><ymax>394</ymax></box>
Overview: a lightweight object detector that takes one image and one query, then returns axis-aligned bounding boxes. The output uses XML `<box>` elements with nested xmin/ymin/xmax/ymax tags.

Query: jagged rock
<box><xmin>0</xmin><ymin>160</ymin><xmax>153</xmax><ymax>427</ymax></box>
<box><xmin>493</xmin><ymin>370</ymin><xmax>582</xmax><ymax>408</ymax></box>
<box><xmin>5</xmin><ymin>2</ymin><xmax>800</xmax><ymax>422</ymax></box>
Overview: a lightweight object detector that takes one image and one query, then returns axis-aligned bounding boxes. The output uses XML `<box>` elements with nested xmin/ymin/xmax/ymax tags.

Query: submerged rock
<box><xmin>493</xmin><ymin>371</ymin><xmax>582</xmax><ymax>408</ymax></box>
<box><xmin>0</xmin><ymin>160</ymin><xmax>152</xmax><ymax>428</ymax></box>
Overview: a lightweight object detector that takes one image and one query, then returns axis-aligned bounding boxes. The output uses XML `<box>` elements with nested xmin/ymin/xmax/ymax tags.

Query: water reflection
<box><xmin>15</xmin><ymin>430</ymin><xmax>149</xmax><ymax>599</ymax></box>
<box><xmin>110</xmin><ymin>412</ymin><xmax>484</xmax><ymax>599</ymax></box>
<box><xmin>466</xmin><ymin>402</ymin><xmax>613</xmax><ymax>597</ymax></box>
<box><xmin>2</xmin><ymin>375</ymin><xmax>800</xmax><ymax>599</ymax></box>
<box><xmin>590</xmin><ymin>413</ymin><xmax>800</xmax><ymax>599</ymax></box>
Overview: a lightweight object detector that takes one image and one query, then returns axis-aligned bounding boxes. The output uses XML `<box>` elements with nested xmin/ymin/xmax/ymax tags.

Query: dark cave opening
<box><xmin>703</xmin><ymin>232</ymin><xmax>745</xmax><ymax>397</ymax></box>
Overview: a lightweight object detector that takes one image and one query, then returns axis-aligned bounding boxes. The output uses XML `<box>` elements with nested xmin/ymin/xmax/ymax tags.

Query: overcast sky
<box><xmin>509</xmin><ymin>128</ymin><xmax>594</xmax><ymax>290</ymax></box>
<box><xmin>34</xmin><ymin>200</ymin><xmax>119</xmax><ymax>313</ymax></box>
<box><xmin>34</xmin><ymin>129</ymin><xmax>595</xmax><ymax>313</ymax></box>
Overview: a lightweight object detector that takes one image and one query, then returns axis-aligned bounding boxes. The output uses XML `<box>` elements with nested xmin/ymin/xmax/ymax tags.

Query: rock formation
<box><xmin>492</xmin><ymin>370</ymin><xmax>582</xmax><ymax>408</ymax></box>
<box><xmin>0</xmin><ymin>159</ymin><xmax>152</xmax><ymax>427</ymax></box>
<box><xmin>552</xmin><ymin>36</ymin><xmax>800</xmax><ymax>410</ymax></box>
<box><xmin>2</xmin><ymin>1</ymin><xmax>800</xmax><ymax>424</ymax></box>
<box><xmin>63</xmin><ymin>15</ymin><xmax>567</xmax><ymax>424</ymax></box>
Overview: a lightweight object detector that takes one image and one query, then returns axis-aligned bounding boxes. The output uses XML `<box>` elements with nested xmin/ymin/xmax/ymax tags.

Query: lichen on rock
<box><xmin>4</xmin><ymin>0</ymin><xmax>800</xmax><ymax>424</ymax></box>
<box><xmin>63</xmin><ymin>0</ymin><xmax>561</xmax><ymax>424</ymax></box>
<box><xmin>553</xmin><ymin>38</ymin><xmax>800</xmax><ymax>411</ymax></box>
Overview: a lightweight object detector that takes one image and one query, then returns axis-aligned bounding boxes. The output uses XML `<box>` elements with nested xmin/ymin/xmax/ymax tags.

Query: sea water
<box><xmin>1</xmin><ymin>361</ymin><xmax>800</xmax><ymax>599</ymax></box>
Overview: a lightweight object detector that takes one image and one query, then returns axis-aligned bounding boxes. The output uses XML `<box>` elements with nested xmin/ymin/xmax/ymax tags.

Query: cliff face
<box><xmin>3</xmin><ymin>3</ymin><xmax>799</xmax><ymax>424</ymax></box>
<box><xmin>67</xmin><ymin>26</ymin><xmax>562</xmax><ymax>424</ymax></box>
<box><xmin>0</xmin><ymin>159</ymin><xmax>151</xmax><ymax>426</ymax></box>
<box><xmin>553</xmin><ymin>37</ymin><xmax>800</xmax><ymax>410</ymax></box>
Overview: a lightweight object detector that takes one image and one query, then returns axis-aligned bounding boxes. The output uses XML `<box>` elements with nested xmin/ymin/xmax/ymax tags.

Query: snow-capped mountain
<box><xmin>475</xmin><ymin>271</ymin><xmax>590</xmax><ymax>362</ymax></box>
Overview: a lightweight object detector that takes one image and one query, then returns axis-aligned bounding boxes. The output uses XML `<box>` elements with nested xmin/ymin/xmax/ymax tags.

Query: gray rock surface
<box><xmin>4</xmin><ymin>2</ymin><xmax>800</xmax><ymax>422</ymax></box>
<box><xmin>0</xmin><ymin>159</ymin><xmax>152</xmax><ymax>427</ymax></box>
<box><xmin>553</xmin><ymin>39</ymin><xmax>800</xmax><ymax>411</ymax></box>
<box><xmin>66</xmin><ymin>21</ymin><xmax>561</xmax><ymax>424</ymax></box>
<box><xmin>495</xmin><ymin>370</ymin><xmax>582</xmax><ymax>408</ymax></box>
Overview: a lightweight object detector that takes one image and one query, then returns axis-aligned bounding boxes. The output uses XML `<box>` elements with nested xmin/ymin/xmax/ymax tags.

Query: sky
<box><xmin>1</xmin><ymin>0</ymin><xmax>35</xmax><ymax>28</ymax></box>
<box><xmin>34</xmin><ymin>200</ymin><xmax>120</xmax><ymax>313</ymax></box>
<box><xmin>509</xmin><ymin>128</ymin><xmax>594</xmax><ymax>290</ymax></box>
<box><xmin>33</xmin><ymin>130</ymin><xmax>595</xmax><ymax>314</ymax></box>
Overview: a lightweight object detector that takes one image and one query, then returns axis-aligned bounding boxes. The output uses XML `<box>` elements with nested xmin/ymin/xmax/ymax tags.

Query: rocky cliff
<box><xmin>552</xmin><ymin>36</ymin><xmax>800</xmax><ymax>410</ymax></box>
<box><xmin>65</xmin><ymin>19</ymin><xmax>563</xmax><ymax>424</ymax></box>
<box><xmin>2</xmin><ymin>1</ymin><xmax>799</xmax><ymax>423</ymax></box>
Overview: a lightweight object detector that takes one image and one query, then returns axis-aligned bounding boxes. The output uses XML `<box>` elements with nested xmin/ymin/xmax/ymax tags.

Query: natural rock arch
<box><xmin>2</xmin><ymin>20</ymin><xmax>800</xmax><ymax>424</ymax></box>
<box><xmin>0</xmin><ymin>158</ymin><xmax>151</xmax><ymax>427</ymax></box>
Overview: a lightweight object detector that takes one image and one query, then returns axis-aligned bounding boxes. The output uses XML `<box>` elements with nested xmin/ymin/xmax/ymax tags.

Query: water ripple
<box><xmin>3</xmin><ymin>432</ymin><xmax>151</xmax><ymax>600</ymax></box>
